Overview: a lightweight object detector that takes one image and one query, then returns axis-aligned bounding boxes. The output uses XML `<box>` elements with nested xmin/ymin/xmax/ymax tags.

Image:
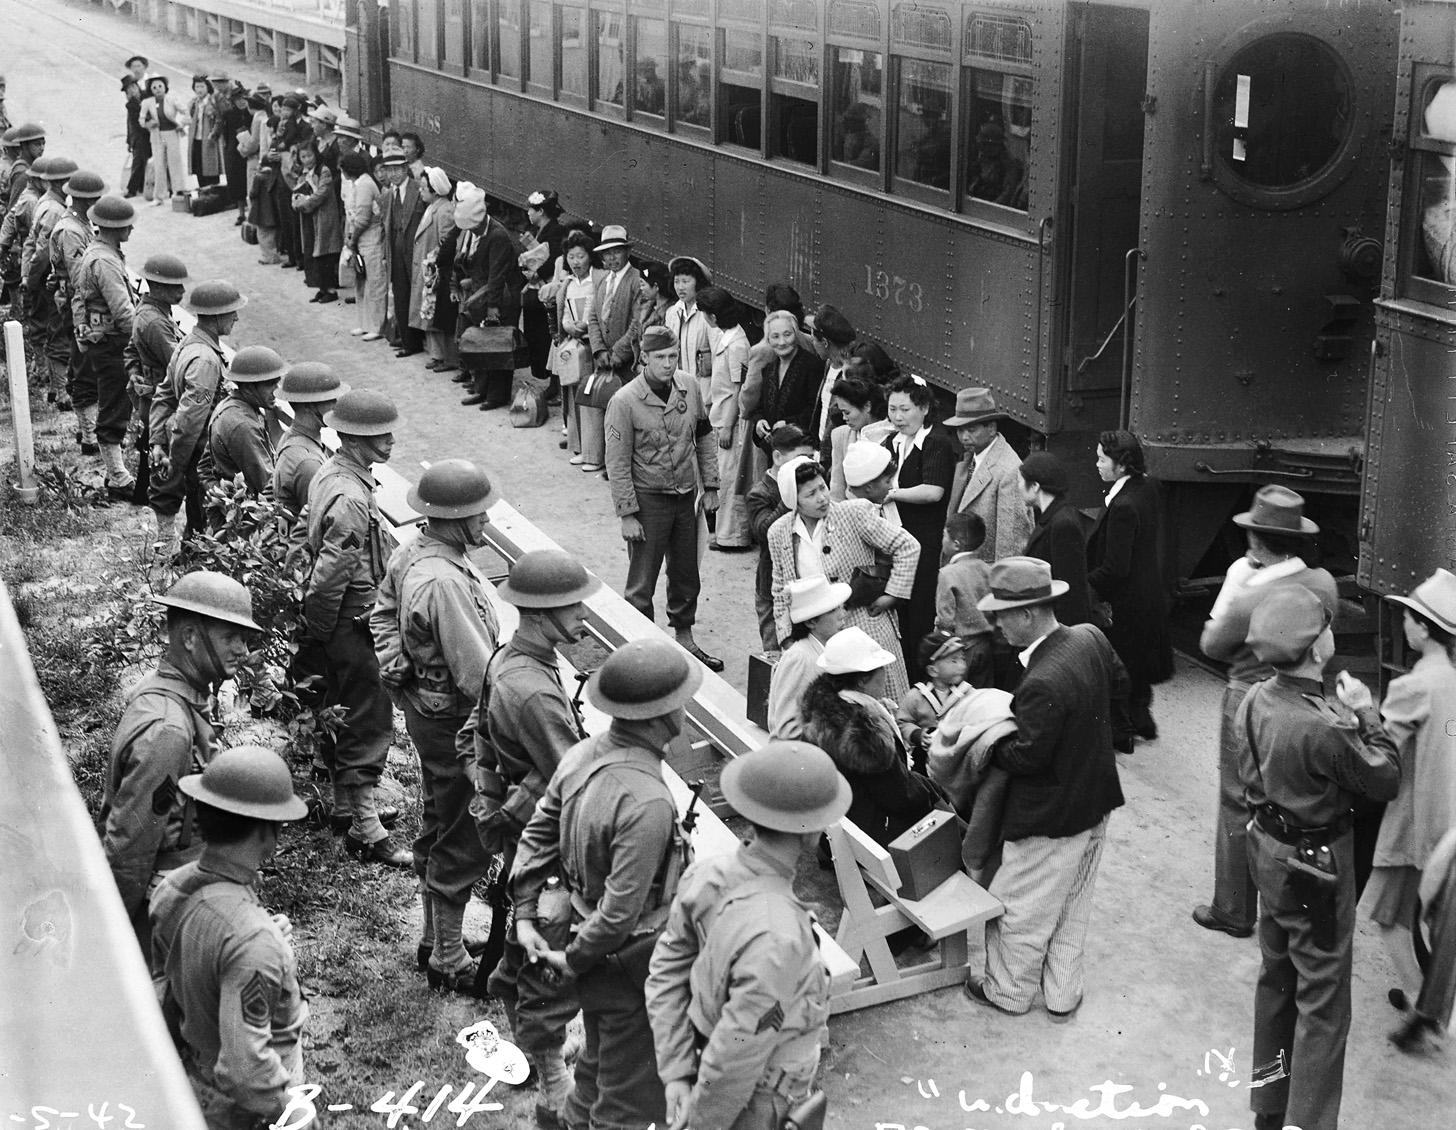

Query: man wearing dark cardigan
<box><xmin>965</xmin><ymin>556</ymin><xmax>1131</xmax><ymax>1018</ymax></box>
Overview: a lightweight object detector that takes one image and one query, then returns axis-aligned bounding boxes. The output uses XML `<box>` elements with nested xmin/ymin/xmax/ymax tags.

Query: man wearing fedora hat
<box><xmin>207</xmin><ymin>346</ymin><xmax>286</xmax><ymax>509</ymax></box>
<box><xmin>468</xmin><ymin>549</ymin><xmax>601</xmax><ymax>1123</ymax></box>
<box><xmin>1236</xmin><ymin>587</ymin><xmax>1400</xmax><ymax>1130</ymax></box>
<box><xmin>148</xmin><ymin>745</ymin><xmax>310</xmax><ymax>1129</ymax></box>
<box><xmin>967</xmin><ymin>557</ymin><xmax>1129</xmax><ymax>1018</ymax></box>
<box><xmin>71</xmin><ymin>191</ymin><xmax>137</xmax><ymax>485</ymax></box>
<box><xmin>379</xmin><ymin>142</ymin><xmax>427</xmax><ymax>355</ymax></box>
<box><xmin>944</xmin><ymin>387</ymin><xmax>1031</xmax><ymax>564</ymax></box>
<box><xmin>124</xmin><ymin>253</ymin><xmax>188</xmax><ymax>507</ymax></box>
<box><xmin>373</xmin><ymin>460</ymin><xmax>503</xmax><ymax>991</ymax></box>
<box><xmin>512</xmin><ymin>637</ymin><xmax>703</xmax><ymax>1130</ymax></box>
<box><xmin>1194</xmin><ymin>485</ymin><xmax>1339</xmax><ymax>939</ymax></box>
<box><xmin>587</xmin><ymin>224</ymin><xmax>643</xmax><ymax>379</ymax></box>
<box><xmin>151</xmin><ymin>279</ymin><xmax>247</xmax><ymax>555</ymax></box>
<box><xmin>647</xmin><ymin>740</ymin><xmax>852</xmax><ymax>1130</ymax></box>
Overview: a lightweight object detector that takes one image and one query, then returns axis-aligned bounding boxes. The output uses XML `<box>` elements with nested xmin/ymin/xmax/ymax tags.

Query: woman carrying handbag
<box><xmin>553</xmin><ymin>229</ymin><xmax>602</xmax><ymax>464</ymax></box>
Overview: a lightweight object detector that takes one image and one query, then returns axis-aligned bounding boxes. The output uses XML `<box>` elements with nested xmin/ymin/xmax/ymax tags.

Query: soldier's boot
<box><xmin>531</xmin><ymin>1052</ymin><xmax>573</xmax><ymax>1129</ymax></box>
<box><xmin>99</xmin><ymin>444</ymin><xmax>136</xmax><ymax>496</ymax></box>
<box><xmin>153</xmin><ymin>510</ymin><xmax>181</xmax><ymax>561</ymax></box>
<box><xmin>50</xmin><ymin>356</ymin><xmax>71</xmax><ymax>410</ymax></box>
<box><xmin>76</xmin><ymin>403</ymin><xmax>99</xmax><ymax>454</ymax></box>
<box><xmin>426</xmin><ymin>896</ymin><xmax>481</xmax><ymax>996</ymax></box>
<box><xmin>342</xmin><ymin>784</ymin><xmax>412</xmax><ymax>868</ymax></box>
<box><xmin>414</xmin><ymin>881</ymin><xmax>436</xmax><ymax>972</ymax></box>
<box><xmin>327</xmin><ymin>777</ymin><xmax>397</xmax><ymax>835</ymax></box>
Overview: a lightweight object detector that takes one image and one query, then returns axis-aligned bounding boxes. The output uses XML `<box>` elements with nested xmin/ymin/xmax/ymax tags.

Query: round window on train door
<box><xmin>1209</xmin><ymin>32</ymin><xmax>1359</xmax><ymax>209</ymax></box>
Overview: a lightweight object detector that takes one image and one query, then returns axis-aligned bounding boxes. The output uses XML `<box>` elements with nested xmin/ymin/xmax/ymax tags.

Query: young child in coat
<box><xmin>897</xmin><ymin>630</ymin><xmax>973</xmax><ymax>773</ymax></box>
<box><xmin>935</xmin><ymin>512</ymin><xmax>994</xmax><ymax>688</ymax></box>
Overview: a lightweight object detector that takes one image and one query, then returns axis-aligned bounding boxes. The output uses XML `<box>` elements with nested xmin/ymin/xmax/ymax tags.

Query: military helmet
<box><xmin>87</xmin><ymin>195</ymin><xmax>135</xmax><ymax>229</ymax></box>
<box><xmin>497</xmin><ymin>549</ymin><xmax>600</xmax><ymax>609</ymax></box>
<box><xmin>720</xmin><ymin>741</ymin><xmax>852</xmax><ymax>833</ymax></box>
<box><xmin>277</xmin><ymin>361</ymin><xmax>347</xmax><ymax>404</ymax></box>
<box><xmin>1</xmin><ymin>126</ymin><xmax>22</xmax><ymax>148</ymax></box>
<box><xmin>325</xmin><ymin>389</ymin><xmax>400</xmax><ymax>436</ymax></box>
<box><xmin>140</xmin><ymin>253</ymin><xmax>189</xmax><ymax>285</ymax></box>
<box><xmin>63</xmin><ymin>171</ymin><xmax>106</xmax><ymax>199</ymax></box>
<box><xmin>227</xmin><ymin>345</ymin><xmax>287</xmax><ymax>384</ymax></box>
<box><xmin>587</xmin><ymin>638</ymin><xmax>703</xmax><ymax>720</ymax></box>
<box><xmin>39</xmin><ymin>156</ymin><xmax>78</xmax><ymax>182</ymax></box>
<box><xmin>178</xmin><ymin>745</ymin><xmax>309</xmax><ymax>822</ymax></box>
<box><xmin>152</xmin><ymin>570</ymin><xmax>262</xmax><ymax>631</ymax></box>
<box><xmin>25</xmin><ymin>155</ymin><xmax>54</xmax><ymax>180</ymax></box>
<box><xmin>184</xmin><ymin>279</ymin><xmax>248</xmax><ymax>316</ymax></box>
<box><xmin>10</xmin><ymin>122</ymin><xmax>46</xmax><ymax>144</ymax></box>
<box><xmin>407</xmin><ymin>459</ymin><xmax>498</xmax><ymax>518</ymax></box>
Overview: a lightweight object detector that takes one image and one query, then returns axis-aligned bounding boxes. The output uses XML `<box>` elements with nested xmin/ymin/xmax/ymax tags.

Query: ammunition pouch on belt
<box><xmin>1253</xmin><ymin>803</ymin><xmax>1345</xmax><ymax>951</ymax></box>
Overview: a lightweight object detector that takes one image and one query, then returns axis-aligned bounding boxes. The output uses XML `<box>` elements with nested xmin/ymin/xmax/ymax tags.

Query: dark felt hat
<box><xmin>1233</xmin><ymin>485</ymin><xmax>1319</xmax><ymax>536</ymax></box>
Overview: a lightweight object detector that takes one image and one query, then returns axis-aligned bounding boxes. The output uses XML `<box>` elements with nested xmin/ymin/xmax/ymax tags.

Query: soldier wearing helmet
<box><xmin>512</xmin><ymin>637</ymin><xmax>703</xmax><ymax>1130</ymax></box>
<box><xmin>304</xmin><ymin>389</ymin><xmax>407</xmax><ymax>868</ymax></box>
<box><xmin>72</xmin><ymin>192</ymin><xmax>141</xmax><ymax>492</ymax></box>
<box><xmin>21</xmin><ymin>157</ymin><xmax>80</xmax><ymax>432</ymax></box>
<box><xmin>100</xmin><ymin>570</ymin><xmax>260</xmax><ymax>952</ymax></box>
<box><xmin>1</xmin><ymin>121</ymin><xmax>45</xmax><ymax>210</ymax></box>
<box><xmin>647</xmin><ymin>741</ymin><xmax>851</xmax><ymax>1130</ymax></box>
<box><xmin>466</xmin><ymin>549</ymin><xmax>601</xmax><ymax>1121</ymax></box>
<box><xmin>0</xmin><ymin>153</ymin><xmax>49</xmax><ymax>387</ymax></box>
<box><xmin>148</xmin><ymin>745</ymin><xmax>310</xmax><ymax>1130</ymax></box>
<box><xmin>271</xmin><ymin>362</ymin><xmax>347</xmax><ymax>525</ymax></box>
<box><xmin>371</xmin><ymin>459</ymin><xmax>503</xmax><ymax>989</ymax></box>
<box><xmin>53</xmin><ymin>174</ymin><xmax>106</xmax><ymax>437</ymax></box>
<box><xmin>150</xmin><ymin>279</ymin><xmax>247</xmax><ymax>556</ymax></box>
<box><xmin>207</xmin><ymin>345</ymin><xmax>285</xmax><ymax>509</ymax></box>
<box><xmin>124</xmin><ymin>253</ymin><xmax>189</xmax><ymax>507</ymax></box>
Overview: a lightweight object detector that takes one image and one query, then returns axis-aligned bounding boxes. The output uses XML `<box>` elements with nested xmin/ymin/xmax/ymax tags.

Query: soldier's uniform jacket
<box><xmin>458</xmin><ymin>631</ymin><xmax>586</xmax><ymax>830</ymax></box>
<box><xmin>152</xmin><ymin>325</ymin><xmax>226</xmax><ymax>469</ymax></box>
<box><xmin>512</xmin><ymin>729</ymin><xmax>681</xmax><ymax>974</ymax></box>
<box><xmin>604</xmin><ymin>371</ymin><xmax>719</xmax><ymax>518</ymax></box>
<box><xmin>20</xmin><ymin>191</ymin><xmax>64</xmax><ymax>286</ymax></box>
<box><xmin>371</xmin><ymin>531</ymin><xmax>499</xmax><ymax>717</ymax></box>
<box><xmin>1238</xmin><ymin>673</ymin><xmax>1402</xmax><ymax>824</ymax></box>
<box><xmin>150</xmin><ymin>847</ymin><xmax>307</xmax><ymax>1122</ymax></box>
<box><xmin>303</xmin><ymin>447</ymin><xmax>387</xmax><ymax>639</ymax></box>
<box><xmin>271</xmin><ymin>415</ymin><xmax>327</xmax><ymax>522</ymax></box>
<box><xmin>124</xmin><ymin>296</ymin><xmax>181</xmax><ymax>397</ymax></box>
<box><xmin>646</xmin><ymin>840</ymin><xmax>830</xmax><ymax>1130</ymax></box>
<box><xmin>71</xmin><ymin>239</ymin><xmax>135</xmax><ymax>343</ymax></box>
<box><xmin>49</xmin><ymin>210</ymin><xmax>92</xmax><ymax>310</ymax></box>
<box><xmin>0</xmin><ymin>180</ymin><xmax>38</xmax><ymax>266</ymax></box>
<box><xmin>208</xmin><ymin>393</ymin><xmax>275</xmax><ymax>497</ymax></box>
<box><xmin>2</xmin><ymin>155</ymin><xmax>30</xmax><ymax>212</ymax></box>
<box><xmin>100</xmin><ymin>660</ymin><xmax>216</xmax><ymax>917</ymax></box>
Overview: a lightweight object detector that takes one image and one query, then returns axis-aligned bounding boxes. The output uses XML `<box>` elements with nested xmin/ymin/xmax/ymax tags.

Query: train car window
<box><xmin>893</xmin><ymin>59</ymin><xmax>952</xmax><ymax>192</ymax></box>
<box><xmin>632</xmin><ymin>18</ymin><xmax>669</xmax><ymax>118</ymax></box>
<box><xmin>771</xmin><ymin>37</ymin><xmax>820</xmax><ymax>165</ymax></box>
<box><xmin>445</xmin><ymin>0</ymin><xmax>467</xmax><ymax>67</ymax></box>
<box><xmin>470</xmin><ymin>0</ymin><xmax>491</xmax><ymax>73</ymax></box>
<box><xmin>595</xmin><ymin>9</ymin><xmax>626</xmax><ymax>107</ymax></box>
<box><xmin>720</xmin><ymin>27</ymin><xmax>764</xmax><ymax>149</ymax></box>
<box><xmin>559</xmin><ymin>6</ymin><xmax>589</xmax><ymax>97</ymax></box>
<box><xmin>676</xmin><ymin>24</ymin><xmax>713</xmax><ymax>129</ymax></box>
<box><xmin>963</xmin><ymin>68</ymin><xmax>1029</xmax><ymax>210</ymax></box>
<box><xmin>397</xmin><ymin>0</ymin><xmax>417</xmax><ymax>62</ymax></box>
<box><xmin>418</xmin><ymin>0</ymin><xmax>440</xmax><ymax>68</ymax></box>
<box><xmin>829</xmin><ymin>47</ymin><xmax>882</xmax><ymax>174</ymax></box>
<box><xmin>498</xmin><ymin>0</ymin><xmax>523</xmax><ymax>78</ymax></box>
<box><xmin>1405</xmin><ymin>75</ymin><xmax>1456</xmax><ymax>300</ymax></box>
<box><xmin>527</xmin><ymin>1</ymin><xmax>553</xmax><ymax>90</ymax></box>
<box><xmin>1211</xmin><ymin>34</ymin><xmax>1352</xmax><ymax>199</ymax></box>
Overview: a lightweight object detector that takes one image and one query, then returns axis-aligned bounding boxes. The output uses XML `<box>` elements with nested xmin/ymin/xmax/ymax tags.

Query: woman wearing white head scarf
<box><xmin>411</xmin><ymin>166</ymin><xmax>458</xmax><ymax>372</ymax></box>
<box><xmin>765</xmin><ymin>455</ymin><xmax>920</xmax><ymax>702</ymax></box>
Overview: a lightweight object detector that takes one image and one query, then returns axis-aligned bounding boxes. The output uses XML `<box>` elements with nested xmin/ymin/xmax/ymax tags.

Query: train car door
<box><xmin>1060</xmin><ymin>2</ymin><xmax>1148</xmax><ymax>430</ymax></box>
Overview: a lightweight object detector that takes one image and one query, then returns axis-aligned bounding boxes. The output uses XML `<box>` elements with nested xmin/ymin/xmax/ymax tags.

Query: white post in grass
<box><xmin>4</xmin><ymin>319</ymin><xmax>39</xmax><ymax>505</ymax></box>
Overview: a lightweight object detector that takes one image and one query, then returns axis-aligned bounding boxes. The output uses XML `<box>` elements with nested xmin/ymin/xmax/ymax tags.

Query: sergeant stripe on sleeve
<box><xmin>755</xmin><ymin>1002</ymin><xmax>784</xmax><ymax>1035</ymax></box>
<box><xmin>240</xmin><ymin>970</ymin><xmax>272</xmax><ymax>1028</ymax></box>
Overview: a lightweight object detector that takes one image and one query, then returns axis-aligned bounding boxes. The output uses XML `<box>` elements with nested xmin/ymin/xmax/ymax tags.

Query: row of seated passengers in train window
<box><xmin>835</xmin><ymin>108</ymin><xmax>1028</xmax><ymax>208</ymax></box>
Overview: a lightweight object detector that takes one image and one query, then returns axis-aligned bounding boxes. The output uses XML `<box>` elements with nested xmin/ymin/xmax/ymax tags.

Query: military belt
<box><xmin>1253</xmin><ymin>804</ymin><xmax>1352</xmax><ymax>846</ymax></box>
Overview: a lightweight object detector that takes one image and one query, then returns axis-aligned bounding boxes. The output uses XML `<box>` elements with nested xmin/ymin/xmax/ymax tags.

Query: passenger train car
<box><xmin>346</xmin><ymin>0</ymin><xmax>1450</xmax><ymax>600</ymax></box>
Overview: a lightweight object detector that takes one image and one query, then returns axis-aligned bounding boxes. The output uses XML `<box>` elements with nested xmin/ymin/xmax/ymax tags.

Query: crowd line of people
<box><xmin>2</xmin><ymin>57</ymin><xmax>1454</xmax><ymax>1130</ymax></box>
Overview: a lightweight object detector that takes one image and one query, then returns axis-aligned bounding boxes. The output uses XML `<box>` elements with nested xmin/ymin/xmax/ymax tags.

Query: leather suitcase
<box><xmin>747</xmin><ymin>652</ymin><xmax>776</xmax><ymax>731</ymax></box>
<box><xmin>888</xmin><ymin>809</ymin><xmax>962</xmax><ymax>900</ymax></box>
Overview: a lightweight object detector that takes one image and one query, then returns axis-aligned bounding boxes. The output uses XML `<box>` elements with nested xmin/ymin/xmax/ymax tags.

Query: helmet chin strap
<box><xmin>545</xmin><ymin>607</ymin><xmax>586</xmax><ymax>645</ymax></box>
<box><xmin>194</xmin><ymin>621</ymin><xmax>232</xmax><ymax>694</ymax></box>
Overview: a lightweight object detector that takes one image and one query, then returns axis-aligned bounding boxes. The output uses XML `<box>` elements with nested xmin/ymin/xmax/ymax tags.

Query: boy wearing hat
<box><xmin>646</xmin><ymin>741</ymin><xmax>852</xmax><ymax>1130</ymax></box>
<box><xmin>103</xmin><ymin>571</ymin><xmax>259</xmax><ymax>950</ymax></box>
<box><xmin>605</xmin><ymin>323</ymin><xmax>723</xmax><ymax>670</ymax></box>
<box><xmin>207</xmin><ymin>346</ymin><xmax>286</xmax><ymax>508</ymax></box>
<box><xmin>72</xmin><ymin>192</ymin><xmax>137</xmax><ymax>482</ymax></box>
<box><xmin>967</xmin><ymin>557</ymin><xmax>1129</xmax><ymax>1018</ymax></box>
<box><xmin>151</xmin><ymin>279</ymin><xmax>247</xmax><ymax>555</ymax></box>
<box><xmin>512</xmin><ymin>638</ymin><xmax>703</xmax><ymax>1130</ymax></box>
<box><xmin>944</xmin><ymin>388</ymin><xmax>1031</xmax><ymax>563</ymax></box>
<box><xmin>372</xmin><ymin>460</ymin><xmax>502</xmax><ymax>990</ymax></box>
<box><xmin>149</xmin><ymin>745</ymin><xmax>309</xmax><ymax>1129</ymax></box>
<box><xmin>897</xmin><ymin>630</ymin><xmax>973</xmax><ymax>771</ymax></box>
<box><xmin>746</xmin><ymin>425</ymin><xmax>819</xmax><ymax>654</ymax></box>
<box><xmin>1236</xmin><ymin>587</ymin><xmax>1400</xmax><ymax>1130</ymax></box>
<box><xmin>124</xmin><ymin>253</ymin><xmax>188</xmax><ymax>507</ymax></box>
<box><xmin>1192</xmin><ymin>485</ymin><xmax>1340</xmax><ymax>939</ymax></box>
<box><xmin>271</xmin><ymin>362</ymin><xmax>347</xmax><ymax>524</ymax></box>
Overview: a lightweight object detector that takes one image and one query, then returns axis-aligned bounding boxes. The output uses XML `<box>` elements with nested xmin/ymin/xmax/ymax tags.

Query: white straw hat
<box><xmin>842</xmin><ymin>441</ymin><xmax>892</xmax><ymax>487</ymax></box>
<box><xmin>788</xmin><ymin>576</ymin><xmax>852</xmax><ymax>624</ymax></box>
<box><xmin>816</xmin><ymin>626</ymin><xmax>896</xmax><ymax>674</ymax></box>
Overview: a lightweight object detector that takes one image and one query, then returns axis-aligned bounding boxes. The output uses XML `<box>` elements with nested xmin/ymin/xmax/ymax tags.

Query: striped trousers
<box><xmin>982</xmin><ymin>815</ymin><xmax>1110</xmax><ymax>1013</ymax></box>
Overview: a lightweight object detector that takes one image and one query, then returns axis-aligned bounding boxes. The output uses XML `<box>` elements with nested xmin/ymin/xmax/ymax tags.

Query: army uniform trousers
<box><xmin>321</xmin><ymin>615</ymin><xmax>392</xmax><ymax>787</ymax></box>
<box><xmin>488</xmin><ymin>904</ymin><xmax>580</xmax><ymax>1062</ymax></box>
<box><xmin>624</xmin><ymin>491</ymin><xmax>701</xmax><ymax>631</ymax></box>
<box><xmin>151</xmin><ymin>442</ymin><xmax>208</xmax><ymax>535</ymax></box>
<box><xmin>84</xmin><ymin>331</ymin><xmax>134</xmax><ymax>446</ymax></box>
<box><xmin>1247</xmin><ymin>822</ymin><xmax>1355</xmax><ymax>1130</ymax></box>
<box><xmin>564</xmin><ymin>956</ymin><xmax>667</xmax><ymax>1130</ymax></box>
<box><xmin>22</xmin><ymin>282</ymin><xmax>67</xmax><ymax>399</ymax></box>
<box><xmin>401</xmin><ymin>698</ymin><xmax>492</xmax><ymax>904</ymax></box>
<box><xmin>1212</xmin><ymin>678</ymin><xmax>1259</xmax><ymax>931</ymax></box>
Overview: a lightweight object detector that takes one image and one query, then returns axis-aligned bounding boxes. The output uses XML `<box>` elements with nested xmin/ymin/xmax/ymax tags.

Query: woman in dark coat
<box><xmin>799</xmin><ymin>625</ymin><xmax>941</xmax><ymax>847</ymax></box>
<box><xmin>1087</xmin><ymin>429</ymin><xmax>1173</xmax><ymax>739</ymax></box>
<box><xmin>881</xmin><ymin>375</ymin><xmax>957</xmax><ymax>679</ymax></box>
<box><xmin>1019</xmin><ymin>451</ymin><xmax>1091</xmax><ymax>626</ymax></box>
<box><xmin>219</xmin><ymin>85</ymin><xmax>252</xmax><ymax>213</ymax></box>
<box><xmin>750</xmin><ymin>309</ymin><xmax>825</xmax><ymax>452</ymax></box>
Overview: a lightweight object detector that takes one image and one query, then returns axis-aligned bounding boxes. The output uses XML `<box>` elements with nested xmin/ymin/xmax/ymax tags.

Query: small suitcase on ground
<box><xmin>171</xmin><ymin>194</ymin><xmax>192</xmax><ymax>213</ymax></box>
<box><xmin>241</xmin><ymin>221</ymin><xmax>259</xmax><ymax>245</ymax></box>
<box><xmin>508</xmin><ymin>370</ymin><xmax>549</xmax><ymax>429</ymax></box>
